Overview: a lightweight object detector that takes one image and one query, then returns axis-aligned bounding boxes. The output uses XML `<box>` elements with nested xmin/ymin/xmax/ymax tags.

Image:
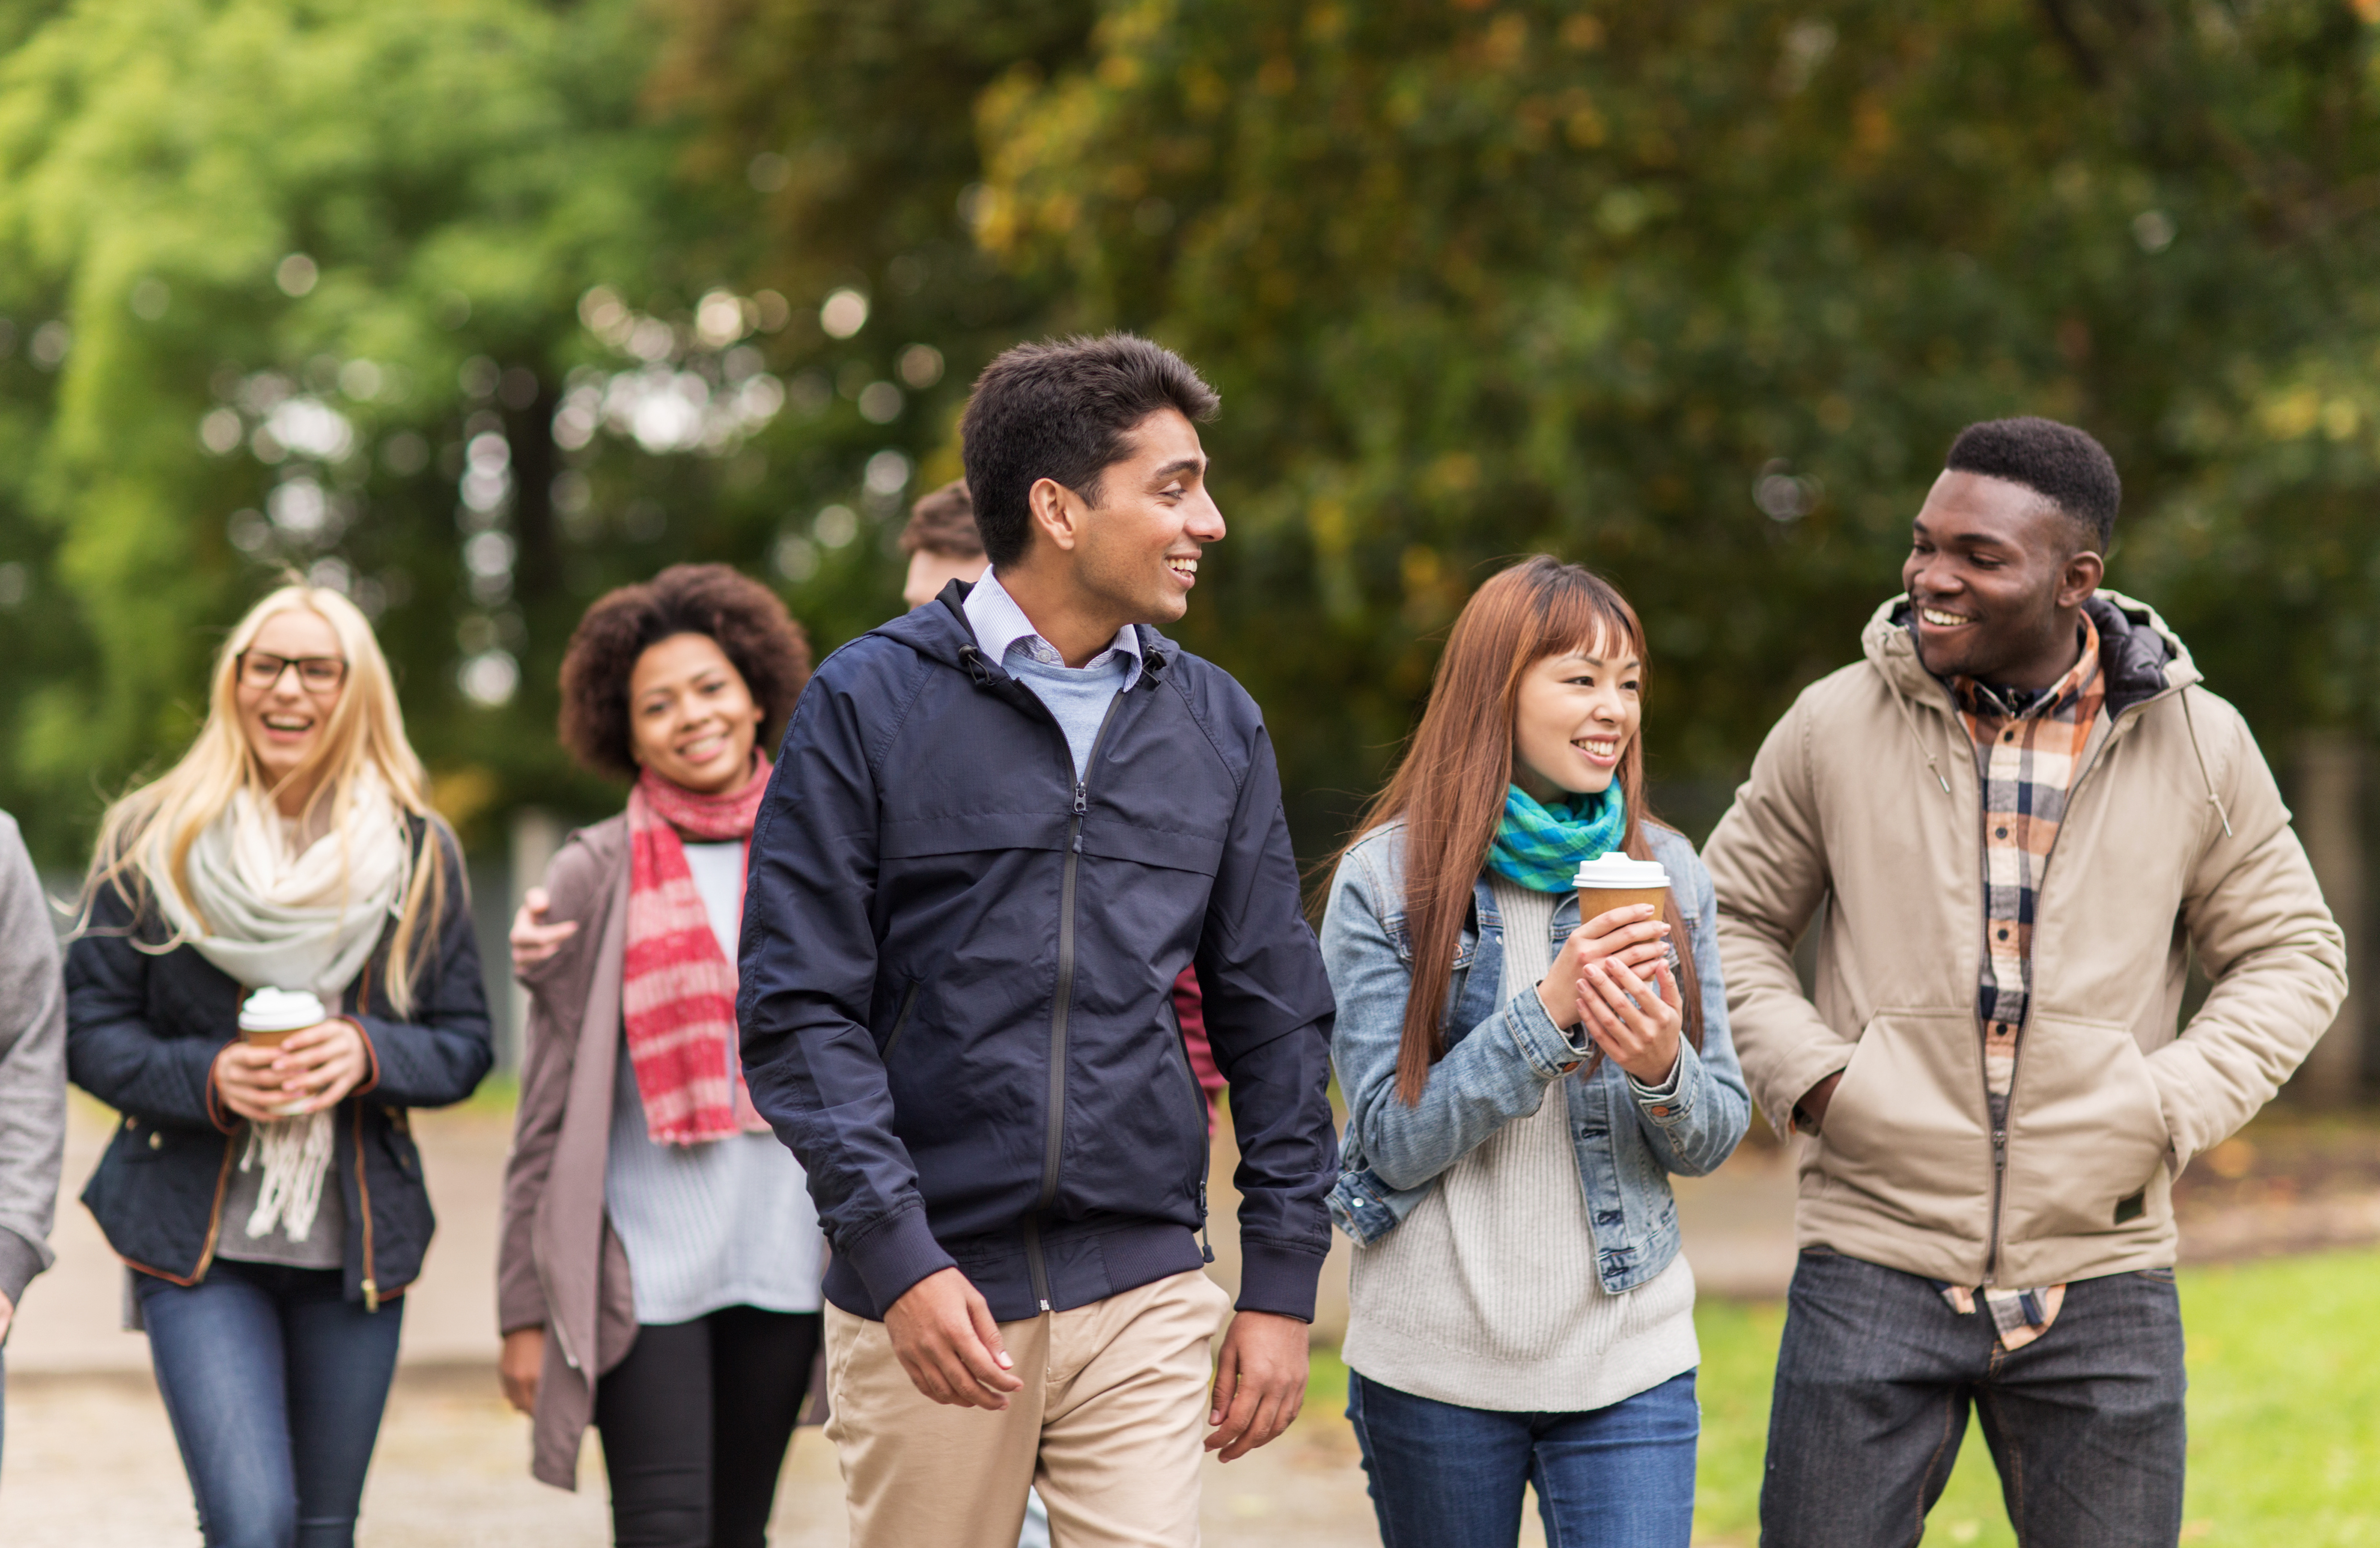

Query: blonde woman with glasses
<box><xmin>67</xmin><ymin>582</ymin><xmax>493</xmax><ymax>1548</ymax></box>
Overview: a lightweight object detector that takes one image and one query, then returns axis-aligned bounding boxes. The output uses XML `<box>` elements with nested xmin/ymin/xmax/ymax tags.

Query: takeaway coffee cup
<box><xmin>240</xmin><ymin>988</ymin><xmax>327</xmax><ymax>1117</ymax></box>
<box><xmin>1573</xmin><ymin>853</ymin><xmax>1672</xmax><ymax>927</ymax></box>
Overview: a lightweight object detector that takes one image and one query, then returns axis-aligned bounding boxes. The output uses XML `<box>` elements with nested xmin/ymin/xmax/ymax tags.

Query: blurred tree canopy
<box><xmin>0</xmin><ymin>0</ymin><xmax>2375</xmax><ymax>867</ymax></box>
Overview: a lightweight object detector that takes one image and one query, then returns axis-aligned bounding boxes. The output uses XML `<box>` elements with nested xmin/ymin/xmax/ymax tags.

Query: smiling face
<box><xmin>1035</xmin><ymin>406</ymin><xmax>1222</xmax><ymax>630</ymax></box>
<box><xmin>627</xmin><ymin>633</ymin><xmax>765</xmax><ymax>795</ymax></box>
<box><xmin>1510</xmin><ymin>629</ymin><xmax>1642</xmax><ymax>802</ymax></box>
<box><xmin>1902</xmin><ymin>469</ymin><xmax>2104</xmax><ymax>689</ymax></box>
<box><xmin>234</xmin><ymin>608</ymin><xmax>348</xmax><ymax>798</ymax></box>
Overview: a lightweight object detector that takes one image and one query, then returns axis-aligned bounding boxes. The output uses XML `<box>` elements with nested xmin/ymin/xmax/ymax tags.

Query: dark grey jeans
<box><xmin>1760</xmin><ymin>1248</ymin><xmax>2186</xmax><ymax>1548</ymax></box>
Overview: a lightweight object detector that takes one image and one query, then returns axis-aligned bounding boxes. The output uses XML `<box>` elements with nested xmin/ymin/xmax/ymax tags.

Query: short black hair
<box><xmin>557</xmin><ymin>563</ymin><xmax>811</xmax><ymax>782</ymax></box>
<box><xmin>1944</xmin><ymin>416</ymin><xmax>2121</xmax><ymax>551</ymax></box>
<box><xmin>960</xmin><ymin>333</ymin><xmax>1220</xmax><ymax>567</ymax></box>
<box><xmin>898</xmin><ymin>480</ymin><xmax>983</xmax><ymax>560</ymax></box>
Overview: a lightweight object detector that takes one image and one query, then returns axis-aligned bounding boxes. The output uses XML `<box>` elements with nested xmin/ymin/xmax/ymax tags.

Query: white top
<box><xmin>603</xmin><ymin>839</ymin><xmax>825</xmax><ymax>1324</ymax></box>
<box><xmin>1339</xmin><ymin>877</ymin><xmax>1698</xmax><ymax>1411</ymax></box>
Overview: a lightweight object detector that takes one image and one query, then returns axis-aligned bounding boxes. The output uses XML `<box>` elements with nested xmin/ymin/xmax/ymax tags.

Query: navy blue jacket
<box><xmin>67</xmin><ymin>820</ymin><xmax>493</xmax><ymax>1307</ymax></box>
<box><xmin>738</xmin><ymin>583</ymin><xmax>1338</xmax><ymax>1324</ymax></box>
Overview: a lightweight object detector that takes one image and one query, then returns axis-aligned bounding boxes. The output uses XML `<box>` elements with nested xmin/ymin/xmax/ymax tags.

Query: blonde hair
<box><xmin>83</xmin><ymin>584</ymin><xmax>450</xmax><ymax>1016</ymax></box>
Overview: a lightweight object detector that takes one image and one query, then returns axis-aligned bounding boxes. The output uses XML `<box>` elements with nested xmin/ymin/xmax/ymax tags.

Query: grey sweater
<box><xmin>0</xmin><ymin>813</ymin><xmax>64</xmax><ymax>1307</ymax></box>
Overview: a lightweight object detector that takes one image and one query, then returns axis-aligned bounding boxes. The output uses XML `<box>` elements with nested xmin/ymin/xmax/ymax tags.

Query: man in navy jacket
<box><xmin>738</xmin><ymin>333</ymin><xmax>1338</xmax><ymax>1548</ymax></box>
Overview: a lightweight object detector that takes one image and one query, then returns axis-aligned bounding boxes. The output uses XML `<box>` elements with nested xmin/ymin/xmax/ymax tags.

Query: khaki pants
<box><xmin>824</xmin><ymin>1269</ymin><xmax>1233</xmax><ymax>1548</ymax></box>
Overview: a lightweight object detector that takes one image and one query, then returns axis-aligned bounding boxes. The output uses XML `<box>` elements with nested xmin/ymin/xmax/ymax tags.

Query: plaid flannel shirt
<box><xmin>1932</xmin><ymin>614</ymin><xmax>2108</xmax><ymax>1349</ymax></box>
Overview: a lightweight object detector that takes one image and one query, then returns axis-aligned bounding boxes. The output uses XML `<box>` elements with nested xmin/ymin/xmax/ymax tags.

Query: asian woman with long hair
<box><xmin>67</xmin><ymin>582</ymin><xmax>493</xmax><ymax>1548</ymax></box>
<box><xmin>1320</xmin><ymin>556</ymin><xmax>1750</xmax><ymax>1548</ymax></box>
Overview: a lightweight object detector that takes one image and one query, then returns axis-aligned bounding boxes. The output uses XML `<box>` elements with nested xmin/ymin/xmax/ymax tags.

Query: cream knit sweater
<box><xmin>1340</xmin><ymin>878</ymin><xmax>1698</xmax><ymax>1412</ymax></box>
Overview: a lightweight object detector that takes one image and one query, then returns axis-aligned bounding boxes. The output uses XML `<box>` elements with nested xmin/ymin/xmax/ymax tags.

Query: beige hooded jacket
<box><xmin>1703</xmin><ymin>591</ymin><xmax>2346</xmax><ymax>1288</ymax></box>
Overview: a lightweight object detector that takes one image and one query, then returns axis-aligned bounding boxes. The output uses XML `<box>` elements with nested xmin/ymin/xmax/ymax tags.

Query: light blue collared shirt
<box><xmin>961</xmin><ymin>569</ymin><xmax>1145</xmax><ymax>779</ymax></box>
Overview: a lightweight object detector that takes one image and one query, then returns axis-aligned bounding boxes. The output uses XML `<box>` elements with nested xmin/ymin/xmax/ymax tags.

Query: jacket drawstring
<box><xmin>2179</xmin><ymin>686</ymin><xmax>2235</xmax><ymax>839</ymax></box>
<box><xmin>1888</xmin><ymin>679</ymin><xmax>1952</xmax><ymax>795</ymax></box>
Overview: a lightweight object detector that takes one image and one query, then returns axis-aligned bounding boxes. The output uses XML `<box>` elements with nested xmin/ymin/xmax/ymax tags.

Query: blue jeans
<box><xmin>1760</xmin><ymin>1249</ymin><xmax>2187</xmax><ymax>1548</ymax></box>
<box><xmin>1348</xmin><ymin>1369</ymin><xmax>1699</xmax><ymax>1548</ymax></box>
<box><xmin>137</xmin><ymin>1261</ymin><xmax>406</xmax><ymax>1548</ymax></box>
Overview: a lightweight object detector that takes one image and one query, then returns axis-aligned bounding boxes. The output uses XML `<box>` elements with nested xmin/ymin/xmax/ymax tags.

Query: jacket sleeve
<box><xmin>1622</xmin><ymin>844</ymin><xmax>1752</xmax><ymax>1177</ymax></box>
<box><xmin>1325</xmin><ymin>842</ymin><xmax>1597</xmax><ymax>1191</ymax></box>
<box><xmin>348</xmin><ymin>828</ymin><xmax>494</xmax><ymax>1110</ymax></box>
<box><xmin>496</xmin><ymin>838</ymin><xmax>606</xmax><ymax>1336</ymax></box>
<box><xmin>1192</xmin><ymin>721</ymin><xmax>1338</xmax><ymax>1322</ymax></box>
<box><xmin>738</xmin><ymin>663</ymin><xmax>956</xmax><ymax>1315</ymax></box>
<box><xmin>65</xmin><ymin>886</ymin><xmax>233</xmax><ymax>1133</ymax></box>
<box><xmin>1701</xmin><ymin>693</ymin><xmax>1857</xmax><ymax>1136</ymax></box>
<box><xmin>2153</xmin><ymin>698</ymin><xmax>2349</xmax><ymax>1169</ymax></box>
<box><xmin>0</xmin><ymin>816</ymin><xmax>63</xmax><ymax>1304</ymax></box>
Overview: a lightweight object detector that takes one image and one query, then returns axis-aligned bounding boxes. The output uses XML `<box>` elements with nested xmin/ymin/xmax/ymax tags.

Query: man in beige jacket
<box><xmin>1703</xmin><ymin>416</ymin><xmax>2346</xmax><ymax>1548</ymax></box>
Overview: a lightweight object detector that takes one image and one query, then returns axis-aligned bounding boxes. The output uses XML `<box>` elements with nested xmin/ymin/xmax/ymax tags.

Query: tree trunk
<box><xmin>2290</xmin><ymin>733</ymin><xmax>2365</xmax><ymax>1107</ymax></box>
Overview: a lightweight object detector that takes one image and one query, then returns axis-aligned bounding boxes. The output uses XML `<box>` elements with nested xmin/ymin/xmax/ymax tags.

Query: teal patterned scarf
<box><xmin>1485</xmin><ymin>782</ymin><xmax>1626</xmax><ymax>894</ymax></box>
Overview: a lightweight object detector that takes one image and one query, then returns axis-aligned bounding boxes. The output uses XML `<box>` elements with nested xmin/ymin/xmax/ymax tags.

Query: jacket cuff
<box><xmin>1234</xmin><ymin>1240</ymin><xmax>1326</xmax><ymax>1323</ymax></box>
<box><xmin>1497</xmin><ymin>985</ymin><xmax>1593</xmax><ymax>1080</ymax></box>
<box><xmin>841</xmin><ymin>1202</ymin><xmax>957</xmax><ymax>1315</ymax></box>
<box><xmin>1628</xmin><ymin>1040</ymin><xmax>1695</xmax><ymax>1123</ymax></box>
<box><xmin>0</xmin><ymin>1226</ymin><xmax>48</xmax><ymax>1308</ymax></box>
<box><xmin>344</xmin><ymin>1016</ymin><xmax>382</xmax><ymax>1098</ymax></box>
<box><xmin>1764</xmin><ymin>1038</ymin><xmax>1857</xmax><ymax>1138</ymax></box>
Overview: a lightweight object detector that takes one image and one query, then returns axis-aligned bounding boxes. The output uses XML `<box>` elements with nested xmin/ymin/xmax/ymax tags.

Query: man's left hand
<box><xmin>1206</xmin><ymin>1309</ymin><xmax>1306</xmax><ymax>1461</ymax></box>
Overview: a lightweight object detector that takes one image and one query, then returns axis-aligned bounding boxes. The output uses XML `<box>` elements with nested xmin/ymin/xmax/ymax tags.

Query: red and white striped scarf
<box><xmin>622</xmin><ymin>757</ymin><xmax>773</xmax><ymax>1146</ymax></box>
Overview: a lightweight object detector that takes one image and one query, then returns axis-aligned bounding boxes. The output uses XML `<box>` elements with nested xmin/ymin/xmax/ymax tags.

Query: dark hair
<box><xmin>959</xmin><ymin>333</ymin><xmax>1220</xmax><ymax>567</ymax></box>
<box><xmin>898</xmin><ymin>479</ymin><xmax>983</xmax><ymax>560</ymax></box>
<box><xmin>1945</xmin><ymin>416</ymin><xmax>2121</xmax><ymax>551</ymax></box>
<box><xmin>558</xmin><ymin>563</ymin><xmax>812</xmax><ymax>782</ymax></box>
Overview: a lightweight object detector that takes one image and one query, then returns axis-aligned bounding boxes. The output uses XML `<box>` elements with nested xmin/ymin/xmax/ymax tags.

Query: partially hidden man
<box><xmin>1702</xmin><ymin>417</ymin><xmax>2348</xmax><ymax>1548</ymax></box>
<box><xmin>736</xmin><ymin>333</ymin><xmax>1338</xmax><ymax>1548</ymax></box>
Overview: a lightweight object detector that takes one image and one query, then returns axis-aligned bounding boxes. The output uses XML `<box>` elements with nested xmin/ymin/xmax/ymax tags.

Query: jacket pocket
<box><xmin>2000</xmin><ymin>1013</ymin><xmax>2171</xmax><ymax>1244</ymax></box>
<box><xmin>1814</xmin><ymin>1008</ymin><xmax>1993</xmax><ymax>1240</ymax></box>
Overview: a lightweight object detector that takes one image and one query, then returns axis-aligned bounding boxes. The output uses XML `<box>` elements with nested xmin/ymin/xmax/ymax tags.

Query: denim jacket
<box><xmin>1320</xmin><ymin>819</ymin><xmax>1750</xmax><ymax>1293</ymax></box>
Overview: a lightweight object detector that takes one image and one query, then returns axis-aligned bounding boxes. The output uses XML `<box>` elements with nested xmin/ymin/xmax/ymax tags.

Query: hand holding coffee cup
<box><xmin>1565</xmin><ymin>856</ymin><xmax>1685</xmax><ymax>1083</ymax></box>
<box><xmin>213</xmin><ymin>989</ymin><xmax>370</xmax><ymax>1122</ymax></box>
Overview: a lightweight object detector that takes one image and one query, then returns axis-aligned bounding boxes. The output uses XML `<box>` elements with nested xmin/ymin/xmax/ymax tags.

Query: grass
<box><xmin>1311</xmin><ymin>1249</ymin><xmax>2380</xmax><ymax>1546</ymax></box>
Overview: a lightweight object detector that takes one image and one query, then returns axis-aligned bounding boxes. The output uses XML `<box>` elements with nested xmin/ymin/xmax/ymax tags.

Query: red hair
<box><xmin>1332</xmin><ymin>556</ymin><xmax>1703</xmax><ymax>1105</ymax></box>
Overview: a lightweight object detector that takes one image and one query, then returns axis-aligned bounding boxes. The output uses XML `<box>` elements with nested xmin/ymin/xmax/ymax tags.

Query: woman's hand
<box><xmin>213</xmin><ymin>1019</ymin><xmax>369</xmax><ymax>1121</ymax></box>
<box><xmin>1536</xmin><ymin>905</ymin><xmax>1670</xmax><ymax>1030</ymax></box>
<box><xmin>1578</xmin><ymin>955</ymin><xmax>1684</xmax><ymax>1086</ymax></box>
<box><xmin>510</xmin><ymin>887</ymin><xmax>577</xmax><ymax>976</ymax></box>
<box><xmin>500</xmin><ymin>1326</ymin><xmax>545</xmax><ymax>1415</ymax></box>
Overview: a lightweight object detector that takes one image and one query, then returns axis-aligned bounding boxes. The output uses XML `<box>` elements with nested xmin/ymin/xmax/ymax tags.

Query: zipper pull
<box><xmin>362</xmin><ymin>1278</ymin><xmax>379</xmax><ymax>1314</ymax></box>
<box><xmin>1073</xmin><ymin>781</ymin><xmax>1088</xmax><ymax>815</ymax></box>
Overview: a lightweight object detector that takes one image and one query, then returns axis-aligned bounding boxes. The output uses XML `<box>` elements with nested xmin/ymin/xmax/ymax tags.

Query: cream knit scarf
<box><xmin>151</xmin><ymin>776</ymin><xmax>410</xmax><ymax>1242</ymax></box>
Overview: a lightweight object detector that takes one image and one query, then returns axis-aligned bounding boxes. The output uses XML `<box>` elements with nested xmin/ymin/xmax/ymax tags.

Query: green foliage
<box><xmin>0</xmin><ymin>0</ymin><xmax>2376</xmax><ymax>868</ymax></box>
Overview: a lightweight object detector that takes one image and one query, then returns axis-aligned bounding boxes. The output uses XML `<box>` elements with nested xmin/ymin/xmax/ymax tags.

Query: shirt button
<box><xmin>1650</xmin><ymin>1105</ymin><xmax>1670</xmax><ymax>1117</ymax></box>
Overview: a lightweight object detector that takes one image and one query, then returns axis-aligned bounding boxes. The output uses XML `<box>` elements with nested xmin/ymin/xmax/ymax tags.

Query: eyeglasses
<box><xmin>236</xmin><ymin>650</ymin><xmax>348</xmax><ymax>692</ymax></box>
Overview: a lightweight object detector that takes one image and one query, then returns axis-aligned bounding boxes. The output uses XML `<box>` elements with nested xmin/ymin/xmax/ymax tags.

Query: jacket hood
<box><xmin>1860</xmin><ymin>589</ymin><xmax>2201</xmax><ymax>719</ymax></box>
<box><xmin>867</xmin><ymin>579</ymin><xmax>1183</xmax><ymax>686</ymax></box>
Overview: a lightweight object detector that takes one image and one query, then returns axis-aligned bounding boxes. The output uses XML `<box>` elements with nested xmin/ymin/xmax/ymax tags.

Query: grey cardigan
<box><xmin>0</xmin><ymin>812</ymin><xmax>62</xmax><ymax>1308</ymax></box>
<box><xmin>497</xmin><ymin>816</ymin><xmax>642</xmax><ymax>1490</ymax></box>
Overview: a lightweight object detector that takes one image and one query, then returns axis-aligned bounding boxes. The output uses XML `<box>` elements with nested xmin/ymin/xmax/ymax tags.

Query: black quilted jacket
<box><xmin>65</xmin><ymin>819</ymin><xmax>491</xmax><ymax>1307</ymax></box>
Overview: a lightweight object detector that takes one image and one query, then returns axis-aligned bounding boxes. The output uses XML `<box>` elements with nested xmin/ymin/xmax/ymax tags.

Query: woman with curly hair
<box><xmin>496</xmin><ymin>563</ymin><xmax>821</xmax><ymax>1548</ymax></box>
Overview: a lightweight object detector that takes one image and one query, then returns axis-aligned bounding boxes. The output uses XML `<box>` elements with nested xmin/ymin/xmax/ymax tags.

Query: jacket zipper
<box><xmin>354</xmin><ymin>1104</ymin><xmax>379</xmax><ymax>1312</ymax></box>
<box><xmin>190</xmin><ymin>1135</ymin><xmax>237</xmax><ymax>1284</ymax></box>
<box><xmin>1026</xmin><ymin>691</ymin><xmax>1129</xmax><ymax>1314</ymax></box>
<box><xmin>881</xmin><ymin>982</ymin><xmax>921</xmax><ymax>1060</ymax></box>
<box><xmin>1977</xmin><ymin>700</ymin><xmax>2155</xmax><ymax>1284</ymax></box>
<box><xmin>1165</xmin><ymin>1002</ymin><xmax>1216</xmax><ymax>1264</ymax></box>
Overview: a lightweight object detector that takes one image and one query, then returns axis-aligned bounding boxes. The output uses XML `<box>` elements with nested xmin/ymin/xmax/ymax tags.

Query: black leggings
<box><xmin>593</xmin><ymin>1305</ymin><xmax>823</xmax><ymax>1548</ymax></box>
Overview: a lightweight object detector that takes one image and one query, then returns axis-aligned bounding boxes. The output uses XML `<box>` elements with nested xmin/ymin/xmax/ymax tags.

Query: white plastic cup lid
<box><xmin>240</xmin><ymin>987</ymin><xmax>327</xmax><ymax>1034</ymax></box>
<box><xmin>1572</xmin><ymin>854</ymin><xmax>1671</xmax><ymax>889</ymax></box>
